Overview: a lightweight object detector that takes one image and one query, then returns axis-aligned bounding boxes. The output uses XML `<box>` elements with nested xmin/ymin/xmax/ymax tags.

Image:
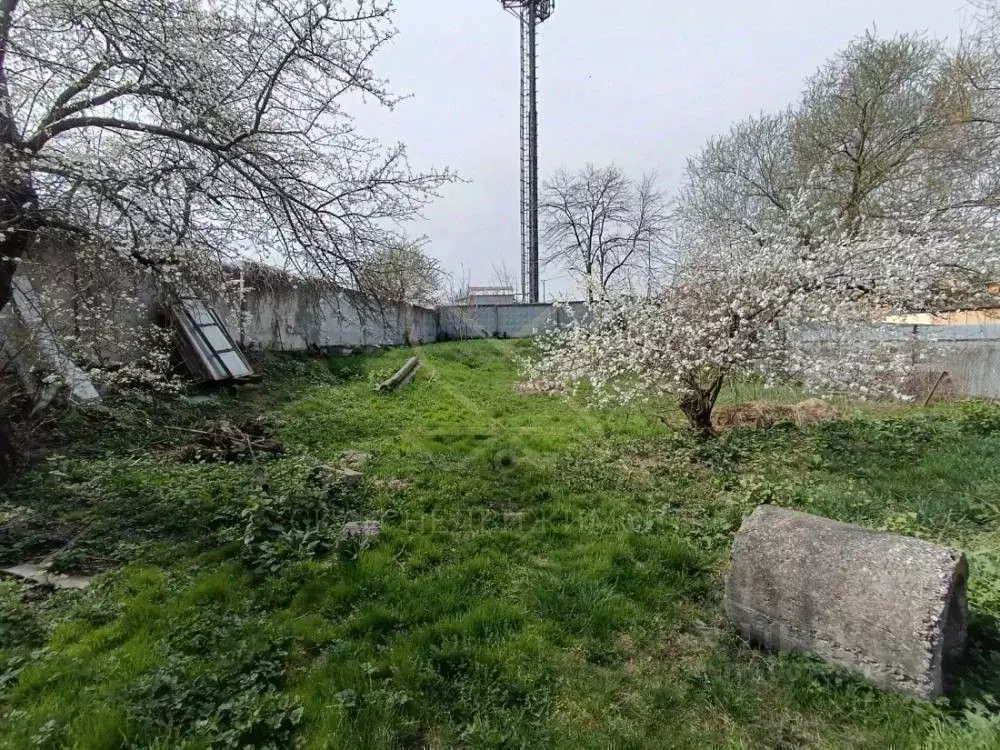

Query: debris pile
<box><xmin>174</xmin><ymin>417</ymin><xmax>283</xmax><ymax>463</ymax></box>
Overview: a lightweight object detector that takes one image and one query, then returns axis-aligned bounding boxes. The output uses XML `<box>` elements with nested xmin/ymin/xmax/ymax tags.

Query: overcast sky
<box><xmin>354</xmin><ymin>0</ymin><xmax>972</xmax><ymax>298</ymax></box>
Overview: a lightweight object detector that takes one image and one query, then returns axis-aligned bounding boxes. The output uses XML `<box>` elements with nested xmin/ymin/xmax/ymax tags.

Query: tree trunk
<box><xmin>0</xmin><ymin>228</ymin><xmax>25</xmax><ymax>482</ymax></box>
<box><xmin>0</xmin><ymin>253</ymin><xmax>12</xmax><ymax>313</ymax></box>
<box><xmin>0</xmin><ymin>180</ymin><xmax>29</xmax><ymax>477</ymax></box>
<box><xmin>678</xmin><ymin>391</ymin><xmax>716</xmax><ymax>438</ymax></box>
<box><xmin>678</xmin><ymin>376</ymin><xmax>725</xmax><ymax>438</ymax></box>
<box><xmin>0</xmin><ymin>173</ymin><xmax>40</xmax><ymax>315</ymax></box>
<box><xmin>0</xmin><ymin>412</ymin><xmax>17</xmax><ymax>484</ymax></box>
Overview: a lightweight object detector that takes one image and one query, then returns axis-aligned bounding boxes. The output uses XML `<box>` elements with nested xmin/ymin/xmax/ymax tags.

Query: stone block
<box><xmin>309</xmin><ymin>465</ymin><xmax>364</xmax><ymax>491</ymax></box>
<box><xmin>341</xmin><ymin>520</ymin><xmax>381</xmax><ymax>540</ymax></box>
<box><xmin>333</xmin><ymin>468</ymin><xmax>364</xmax><ymax>488</ymax></box>
<box><xmin>337</xmin><ymin>451</ymin><xmax>372</xmax><ymax>469</ymax></box>
<box><xmin>724</xmin><ymin>505</ymin><xmax>967</xmax><ymax>700</ymax></box>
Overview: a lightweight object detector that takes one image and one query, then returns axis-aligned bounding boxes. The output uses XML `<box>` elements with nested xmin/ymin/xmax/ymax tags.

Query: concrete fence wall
<box><xmin>226</xmin><ymin>286</ymin><xmax>587</xmax><ymax>352</ymax></box>
<box><xmin>224</xmin><ymin>291</ymin><xmax>582</xmax><ymax>352</ymax></box>
<box><xmin>221</xmin><ymin>310</ymin><xmax>1000</xmax><ymax>400</ymax></box>
<box><xmin>225</xmin><ymin>286</ymin><xmax>440</xmax><ymax>351</ymax></box>
<box><xmin>8</xmin><ymin>255</ymin><xmax>1000</xmax><ymax>402</ymax></box>
<box><xmin>0</xmin><ymin>259</ymin><xmax>576</xmax><ymax>366</ymax></box>
<box><xmin>224</xmin><ymin>301</ymin><xmax>1000</xmax><ymax>400</ymax></box>
<box><xmin>437</xmin><ymin>302</ymin><xmax>588</xmax><ymax>340</ymax></box>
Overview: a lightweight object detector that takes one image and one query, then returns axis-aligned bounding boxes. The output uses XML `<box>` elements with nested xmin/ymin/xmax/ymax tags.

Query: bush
<box><xmin>0</xmin><ymin>581</ymin><xmax>45</xmax><ymax>650</ymax></box>
<box><xmin>217</xmin><ymin>471</ymin><xmax>375</xmax><ymax>573</ymax></box>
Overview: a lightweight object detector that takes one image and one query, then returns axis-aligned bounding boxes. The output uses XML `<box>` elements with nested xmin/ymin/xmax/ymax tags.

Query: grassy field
<box><xmin>2</xmin><ymin>339</ymin><xmax>1000</xmax><ymax>748</ymax></box>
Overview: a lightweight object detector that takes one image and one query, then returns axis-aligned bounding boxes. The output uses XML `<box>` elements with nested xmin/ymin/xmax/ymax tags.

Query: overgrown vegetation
<box><xmin>2</xmin><ymin>340</ymin><xmax>1000</xmax><ymax>748</ymax></box>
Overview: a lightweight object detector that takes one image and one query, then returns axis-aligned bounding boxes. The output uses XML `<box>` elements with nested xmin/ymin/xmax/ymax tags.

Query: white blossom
<box><xmin>526</xmin><ymin>204</ymin><xmax>1000</xmax><ymax>435</ymax></box>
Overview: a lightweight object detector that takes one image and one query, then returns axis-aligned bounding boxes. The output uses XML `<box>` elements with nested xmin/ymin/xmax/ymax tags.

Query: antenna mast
<box><xmin>501</xmin><ymin>1</ymin><xmax>554</xmax><ymax>303</ymax></box>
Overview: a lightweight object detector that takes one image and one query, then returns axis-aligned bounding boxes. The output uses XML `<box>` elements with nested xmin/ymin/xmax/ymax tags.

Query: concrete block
<box><xmin>341</xmin><ymin>520</ymin><xmax>381</xmax><ymax>540</ymax></box>
<box><xmin>309</xmin><ymin>465</ymin><xmax>364</xmax><ymax>491</ymax></box>
<box><xmin>724</xmin><ymin>505</ymin><xmax>968</xmax><ymax>700</ymax></box>
<box><xmin>333</xmin><ymin>468</ymin><xmax>364</xmax><ymax>488</ymax></box>
<box><xmin>337</xmin><ymin>451</ymin><xmax>373</xmax><ymax>469</ymax></box>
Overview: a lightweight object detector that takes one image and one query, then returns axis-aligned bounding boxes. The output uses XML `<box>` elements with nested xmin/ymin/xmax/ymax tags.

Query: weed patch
<box><xmin>126</xmin><ymin>611</ymin><xmax>303</xmax><ymax>748</ymax></box>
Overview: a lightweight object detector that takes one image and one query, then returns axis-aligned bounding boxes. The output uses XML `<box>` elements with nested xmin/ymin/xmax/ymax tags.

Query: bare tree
<box><xmin>443</xmin><ymin>263</ymin><xmax>473</xmax><ymax>305</ymax></box>
<box><xmin>541</xmin><ymin>165</ymin><xmax>668</xmax><ymax>301</ymax></box>
<box><xmin>356</xmin><ymin>241</ymin><xmax>443</xmax><ymax>307</ymax></box>
<box><xmin>0</xmin><ymin>0</ymin><xmax>452</xmax><ymax>316</ymax></box>
<box><xmin>677</xmin><ymin>112</ymin><xmax>797</xmax><ymax>248</ymax></box>
<box><xmin>489</xmin><ymin>259</ymin><xmax>518</xmax><ymax>296</ymax></box>
<box><xmin>938</xmin><ymin>1</ymin><xmax>1000</xmax><ymax>219</ymax></box>
<box><xmin>631</xmin><ymin>172</ymin><xmax>675</xmax><ymax>295</ymax></box>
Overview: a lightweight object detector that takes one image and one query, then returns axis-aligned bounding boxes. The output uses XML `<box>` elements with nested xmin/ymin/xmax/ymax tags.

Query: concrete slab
<box><xmin>2</xmin><ymin>564</ymin><xmax>91</xmax><ymax>590</ymax></box>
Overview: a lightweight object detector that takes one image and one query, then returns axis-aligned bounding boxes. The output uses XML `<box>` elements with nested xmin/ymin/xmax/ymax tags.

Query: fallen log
<box><xmin>725</xmin><ymin>505</ymin><xmax>968</xmax><ymax>700</ymax></box>
<box><xmin>376</xmin><ymin>357</ymin><xmax>420</xmax><ymax>392</ymax></box>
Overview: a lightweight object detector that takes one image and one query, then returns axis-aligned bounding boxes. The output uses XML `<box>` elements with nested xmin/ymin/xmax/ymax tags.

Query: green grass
<box><xmin>2</xmin><ymin>339</ymin><xmax>1000</xmax><ymax>748</ymax></box>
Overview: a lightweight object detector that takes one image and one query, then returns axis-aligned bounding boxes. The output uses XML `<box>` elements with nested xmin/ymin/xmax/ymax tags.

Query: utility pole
<box><xmin>500</xmin><ymin>1</ymin><xmax>555</xmax><ymax>303</ymax></box>
<box><xmin>527</xmin><ymin>1</ymin><xmax>539</xmax><ymax>304</ymax></box>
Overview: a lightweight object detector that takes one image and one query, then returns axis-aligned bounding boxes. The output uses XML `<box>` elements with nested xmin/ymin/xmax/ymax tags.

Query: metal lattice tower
<box><xmin>501</xmin><ymin>1</ymin><xmax>554</xmax><ymax>303</ymax></box>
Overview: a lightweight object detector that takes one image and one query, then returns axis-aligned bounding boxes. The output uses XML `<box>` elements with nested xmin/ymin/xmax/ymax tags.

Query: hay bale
<box><xmin>793</xmin><ymin>398</ymin><xmax>840</xmax><ymax>425</ymax></box>
<box><xmin>712</xmin><ymin>399</ymin><xmax>839</xmax><ymax>431</ymax></box>
<box><xmin>713</xmin><ymin>402</ymin><xmax>796</xmax><ymax>430</ymax></box>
